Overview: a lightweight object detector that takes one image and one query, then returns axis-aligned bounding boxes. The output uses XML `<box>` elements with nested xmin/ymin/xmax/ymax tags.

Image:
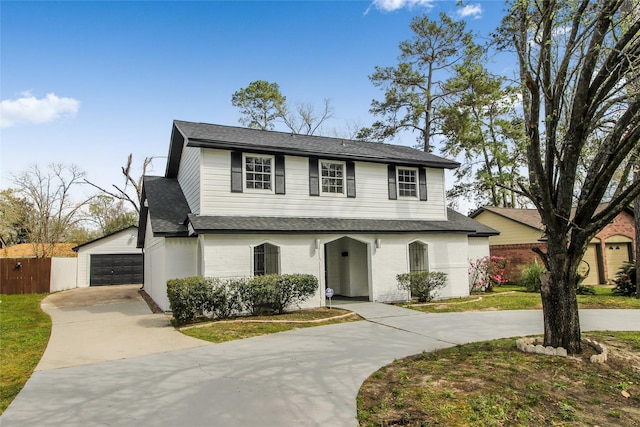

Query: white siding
<box><xmin>76</xmin><ymin>228</ymin><xmax>141</xmax><ymax>287</ymax></box>
<box><xmin>467</xmin><ymin>236</ymin><xmax>491</xmax><ymax>290</ymax></box>
<box><xmin>370</xmin><ymin>234</ymin><xmax>470</xmax><ymax>301</ymax></box>
<box><xmin>143</xmin><ymin>236</ymin><xmax>198</xmax><ymax>312</ymax></box>
<box><xmin>197</xmin><ymin>231</ymin><xmax>472</xmax><ymax>310</ymax></box>
<box><xmin>177</xmin><ymin>145</ymin><xmax>201</xmax><ymax>214</ymax></box>
<box><xmin>199</xmin><ymin>149</ymin><xmax>447</xmax><ymax>220</ymax></box>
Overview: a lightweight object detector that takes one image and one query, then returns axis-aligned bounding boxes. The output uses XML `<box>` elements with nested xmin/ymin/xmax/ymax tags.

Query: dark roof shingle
<box><xmin>186</xmin><ymin>208</ymin><xmax>498</xmax><ymax>236</ymax></box>
<box><xmin>167</xmin><ymin>120</ymin><xmax>459</xmax><ymax>178</ymax></box>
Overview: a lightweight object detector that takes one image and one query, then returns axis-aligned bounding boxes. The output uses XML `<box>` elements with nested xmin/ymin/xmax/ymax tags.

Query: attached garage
<box><xmin>73</xmin><ymin>226</ymin><xmax>143</xmax><ymax>287</ymax></box>
<box><xmin>90</xmin><ymin>253</ymin><xmax>143</xmax><ymax>286</ymax></box>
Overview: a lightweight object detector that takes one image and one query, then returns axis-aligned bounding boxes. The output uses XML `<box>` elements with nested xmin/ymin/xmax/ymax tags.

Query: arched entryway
<box><xmin>324</xmin><ymin>237</ymin><xmax>370</xmax><ymax>299</ymax></box>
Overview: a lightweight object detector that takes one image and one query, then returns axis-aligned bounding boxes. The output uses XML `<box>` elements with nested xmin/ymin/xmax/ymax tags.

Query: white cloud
<box><xmin>0</xmin><ymin>92</ymin><xmax>80</xmax><ymax>128</ymax></box>
<box><xmin>457</xmin><ymin>4</ymin><xmax>483</xmax><ymax>19</ymax></box>
<box><xmin>366</xmin><ymin>0</ymin><xmax>435</xmax><ymax>14</ymax></box>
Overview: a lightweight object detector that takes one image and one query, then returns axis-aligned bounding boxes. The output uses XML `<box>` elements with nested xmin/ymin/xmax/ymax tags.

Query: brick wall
<box><xmin>489</xmin><ymin>210</ymin><xmax>636</xmax><ymax>284</ymax></box>
<box><xmin>489</xmin><ymin>243</ymin><xmax>546</xmax><ymax>283</ymax></box>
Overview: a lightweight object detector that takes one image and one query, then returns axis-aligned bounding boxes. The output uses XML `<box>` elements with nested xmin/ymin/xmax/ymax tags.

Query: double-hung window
<box><xmin>245</xmin><ymin>154</ymin><xmax>273</xmax><ymax>191</ymax></box>
<box><xmin>321</xmin><ymin>161</ymin><xmax>345</xmax><ymax>195</ymax></box>
<box><xmin>397</xmin><ymin>167</ymin><xmax>418</xmax><ymax>198</ymax></box>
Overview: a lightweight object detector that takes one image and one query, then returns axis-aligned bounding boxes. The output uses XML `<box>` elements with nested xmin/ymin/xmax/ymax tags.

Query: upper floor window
<box><xmin>245</xmin><ymin>154</ymin><xmax>273</xmax><ymax>191</ymax></box>
<box><xmin>321</xmin><ymin>161</ymin><xmax>345</xmax><ymax>195</ymax></box>
<box><xmin>397</xmin><ymin>167</ymin><xmax>418</xmax><ymax>198</ymax></box>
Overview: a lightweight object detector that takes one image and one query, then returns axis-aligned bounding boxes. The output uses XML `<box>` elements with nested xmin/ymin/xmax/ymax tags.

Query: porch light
<box><xmin>375</xmin><ymin>239</ymin><xmax>381</xmax><ymax>249</ymax></box>
<box><xmin>315</xmin><ymin>239</ymin><xmax>320</xmax><ymax>250</ymax></box>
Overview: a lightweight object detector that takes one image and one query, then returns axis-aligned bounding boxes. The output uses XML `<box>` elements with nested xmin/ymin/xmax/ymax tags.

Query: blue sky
<box><xmin>1</xmin><ymin>0</ymin><xmax>511</xmax><ymax>202</ymax></box>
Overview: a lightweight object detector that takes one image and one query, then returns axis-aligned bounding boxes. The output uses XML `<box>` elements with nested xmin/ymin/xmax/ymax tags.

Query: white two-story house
<box><xmin>137</xmin><ymin>120</ymin><xmax>497</xmax><ymax>311</ymax></box>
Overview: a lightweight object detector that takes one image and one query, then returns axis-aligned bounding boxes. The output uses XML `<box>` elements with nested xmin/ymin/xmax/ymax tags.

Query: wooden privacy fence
<box><xmin>0</xmin><ymin>258</ymin><xmax>52</xmax><ymax>294</ymax></box>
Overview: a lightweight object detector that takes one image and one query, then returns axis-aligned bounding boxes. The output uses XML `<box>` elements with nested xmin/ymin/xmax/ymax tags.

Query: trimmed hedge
<box><xmin>396</xmin><ymin>271</ymin><xmax>448</xmax><ymax>302</ymax></box>
<box><xmin>167</xmin><ymin>274</ymin><xmax>319</xmax><ymax>325</ymax></box>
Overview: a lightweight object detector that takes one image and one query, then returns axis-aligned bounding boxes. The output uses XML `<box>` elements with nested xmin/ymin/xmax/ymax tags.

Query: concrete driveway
<box><xmin>2</xmin><ymin>287</ymin><xmax>639</xmax><ymax>426</ymax></box>
<box><xmin>35</xmin><ymin>285</ymin><xmax>207</xmax><ymax>370</ymax></box>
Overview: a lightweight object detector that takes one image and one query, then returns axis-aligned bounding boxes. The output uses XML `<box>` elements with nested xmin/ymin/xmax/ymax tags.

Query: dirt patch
<box><xmin>42</xmin><ymin>284</ymin><xmax>143</xmax><ymax>309</ymax></box>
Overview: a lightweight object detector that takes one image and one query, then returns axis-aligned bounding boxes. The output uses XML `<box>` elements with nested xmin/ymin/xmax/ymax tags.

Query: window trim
<box><xmin>243</xmin><ymin>153</ymin><xmax>275</xmax><ymax>193</ymax></box>
<box><xmin>397</xmin><ymin>166</ymin><xmax>419</xmax><ymax>199</ymax></box>
<box><xmin>320</xmin><ymin>159</ymin><xmax>346</xmax><ymax>196</ymax></box>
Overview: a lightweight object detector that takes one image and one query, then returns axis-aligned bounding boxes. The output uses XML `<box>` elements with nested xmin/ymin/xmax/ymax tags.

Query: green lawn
<box><xmin>403</xmin><ymin>284</ymin><xmax>640</xmax><ymax>313</ymax></box>
<box><xmin>358</xmin><ymin>331</ymin><xmax>640</xmax><ymax>426</ymax></box>
<box><xmin>181</xmin><ymin>308</ymin><xmax>360</xmax><ymax>343</ymax></box>
<box><xmin>0</xmin><ymin>293</ymin><xmax>51</xmax><ymax>414</ymax></box>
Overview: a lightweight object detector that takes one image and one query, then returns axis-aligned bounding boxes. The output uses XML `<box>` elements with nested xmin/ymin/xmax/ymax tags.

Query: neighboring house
<box><xmin>471</xmin><ymin>205</ymin><xmax>636</xmax><ymax>285</ymax></box>
<box><xmin>0</xmin><ymin>242</ymin><xmax>78</xmax><ymax>258</ymax></box>
<box><xmin>138</xmin><ymin>120</ymin><xmax>498</xmax><ymax>311</ymax></box>
<box><xmin>72</xmin><ymin>226</ymin><xmax>143</xmax><ymax>287</ymax></box>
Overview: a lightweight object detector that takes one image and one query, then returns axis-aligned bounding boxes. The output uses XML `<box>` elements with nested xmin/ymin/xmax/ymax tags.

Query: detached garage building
<box><xmin>73</xmin><ymin>226</ymin><xmax>143</xmax><ymax>287</ymax></box>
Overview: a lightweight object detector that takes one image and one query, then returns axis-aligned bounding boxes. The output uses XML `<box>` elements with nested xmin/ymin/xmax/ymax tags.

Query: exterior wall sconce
<box><xmin>314</xmin><ymin>239</ymin><xmax>320</xmax><ymax>250</ymax></box>
<box><xmin>375</xmin><ymin>239</ymin><xmax>381</xmax><ymax>249</ymax></box>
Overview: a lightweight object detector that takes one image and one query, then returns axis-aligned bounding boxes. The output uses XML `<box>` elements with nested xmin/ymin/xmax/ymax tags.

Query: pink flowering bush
<box><xmin>469</xmin><ymin>256</ymin><xmax>509</xmax><ymax>292</ymax></box>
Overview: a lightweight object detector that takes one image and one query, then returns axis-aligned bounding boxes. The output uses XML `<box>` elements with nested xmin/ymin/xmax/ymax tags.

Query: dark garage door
<box><xmin>90</xmin><ymin>254</ymin><xmax>143</xmax><ymax>286</ymax></box>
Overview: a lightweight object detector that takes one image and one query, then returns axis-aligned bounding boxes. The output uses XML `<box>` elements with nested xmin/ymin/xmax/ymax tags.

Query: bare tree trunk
<box><xmin>635</xmin><ymin>167</ymin><xmax>640</xmax><ymax>298</ymax></box>
<box><xmin>539</xmin><ymin>241</ymin><xmax>582</xmax><ymax>353</ymax></box>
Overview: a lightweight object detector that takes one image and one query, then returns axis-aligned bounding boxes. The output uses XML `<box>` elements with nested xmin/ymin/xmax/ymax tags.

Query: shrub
<box><xmin>469</xmin><ymin>256</ymin><xmax>509</xmax><ymax>292</ymax></box>
<box><xmin>397</xmin><ymin>271</ymin><xmax>448</xmax><ymax>302</ymax></box>
<box><xmin>272</xmin><ymin>274</ymin><xmax>319</xmax><ymax>314</ymax></box>
<box><xmin>237</xmin><ymin>274</ymin><xmax>279</xmax><ymax>315</ymax></box>
<box><xmin>167</xmin><ymin>276</ymin><xmax>213</xmax><ymax>325</ymax></box>
<box><xmin>209</xmin><ymin>278</ymin><xmax>243</xmax><ymax>319</ymax></box>
<box><xmin>612</xmin><ymin>262</ymin><xmax>637</xmax><ymax>297</ymax></box>
<box><xmin>520</xmin><ymin>260</ymin><xmax>546</xmax><ymax>293</ymax></box>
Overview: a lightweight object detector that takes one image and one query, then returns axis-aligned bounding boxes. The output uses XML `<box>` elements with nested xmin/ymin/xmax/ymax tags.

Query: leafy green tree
<box><xmin>502</xmin><ymin>0</ymin><xmax>640</xmax><ymax>353</ymax></box>
<box><xmin>88</xmin><ymin>195</ymin><xmax>137</xmax><ymax>235</ymax></box>
<box><xmin>360</xmin><ymin>13</ymin><xmax>476</xmax><ymax>152</ymax></box>
<box><xmin>231</xmin><ymin>80</ymin><xmax>287</xmax><ymax>130</ymax></box>
<box><xmin>0</xmin><ymin>189</ymin><xmax>32</xmax><ymax>245</ymax></box>
<box><xmin>440</xmin><ymin>47</ymin><xmax>527</xmax><ymax>208</ymax></box>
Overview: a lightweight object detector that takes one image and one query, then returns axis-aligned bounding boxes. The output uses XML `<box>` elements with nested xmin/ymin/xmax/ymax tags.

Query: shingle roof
<box><xmin>470</xmin><ymin>204</ymin><xmax>634</xmax><ymax>231</ymax></box>
<box><xmin>137</xmin><ymin>176</ymin><xmax>191</xmax><ymax>247</ymax></box>
<box><xmin>187</xmin><ymin>208</ymin><xmax>498</xmax><ymax>236</ymax></box>
<box><xmin>167</xmin><ymin>120</ymin><xmax>460</xmax><ymax>177</ymax></box>
<box><xmin>471</xmin><ymin>207</ymin><xmax>545</xmax><ymax>230</ymax></box>
<box><xmin>1</xmin><ymin>243</ymin><xmax>78</xmax><ymax>258</ymax></box>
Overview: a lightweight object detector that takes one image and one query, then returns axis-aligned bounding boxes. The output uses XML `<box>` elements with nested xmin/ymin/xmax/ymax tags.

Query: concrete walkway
<box><xmin>2</xmin><ymin>292</ymin><xmax>639</xmax><ymax>426</ymax></box>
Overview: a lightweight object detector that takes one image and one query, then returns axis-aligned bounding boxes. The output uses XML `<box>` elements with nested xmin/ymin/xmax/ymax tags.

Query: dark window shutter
<box><xmin>275</xmin><ymin>155</ymin><xmax>286</xmax><ymax>195</ymax></box>
<box><xmin>346</xmin><ymin>161</ymin><xmax>356</xmax><ymax>198</ymax></box>
<box><xmin>387</xmin><ymin>164</ymin><xmax>397</xmax><ymax>200</ymax></box>
<box><xmin>419</xmin><ymin>168</ymin><xmax>427</xmax><ymax>201</ymax></box>
<box><xmin>231</xmin><ymin>151</ymin><xmax>243</xmax><ymax>193</ymax></box>
<box><xmin>309</xmin><ymin>157</ymin><xmax>319</xmax><ymax>196</ymax></box>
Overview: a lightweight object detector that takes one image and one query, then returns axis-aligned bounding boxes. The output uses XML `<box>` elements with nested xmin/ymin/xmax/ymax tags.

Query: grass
<box><xmin>404</xmin><ymin>284</ymin><xmax>640</xmax><ymax>313</ymax></box>
<box><xmin>358</xmin><ymin>331</ymin><xmax>640</xmax><ymax>426</ymax></box>
<box><xmin>180</xmin><ymin>307</ymin><xmax>361</xmax><ymax>343</ymax></box>
<box><xmin>0</xmin><ymin>293</ymin><xmax>51</xmax><ymax>415</ymax></box>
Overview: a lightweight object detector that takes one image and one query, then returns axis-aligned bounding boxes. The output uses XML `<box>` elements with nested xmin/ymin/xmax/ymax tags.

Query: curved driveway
<box><xmin>2</xmin><ymin>288</ymin><xmax>639</xmax><ymax>426</ymax></box>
